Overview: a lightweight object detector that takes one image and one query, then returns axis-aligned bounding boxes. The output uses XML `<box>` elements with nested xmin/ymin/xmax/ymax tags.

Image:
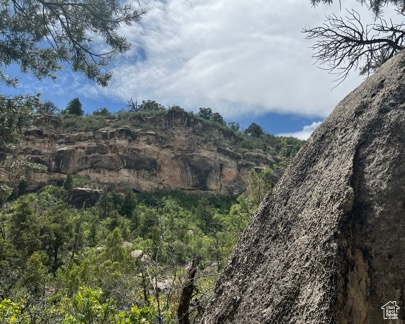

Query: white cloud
<box><xmin>277</xmin><ymin>121</ymin><xmax>323</xmax><ymax>140</ymax></box>
<box><xmin>46</xmin><ymin>0</ymin><xmax>399</xmax><ymax>118</ymax></box>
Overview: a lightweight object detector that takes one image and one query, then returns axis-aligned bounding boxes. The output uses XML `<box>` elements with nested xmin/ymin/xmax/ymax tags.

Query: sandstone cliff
<box><xmin>0</xmin><ymin>110</ymin><xmax>282</xmax><ymax>195</ymax></box>
<box><xmin>203</xmin><ymin>52</ymin><xmax>405</xmax><ymax>323</ymax></box>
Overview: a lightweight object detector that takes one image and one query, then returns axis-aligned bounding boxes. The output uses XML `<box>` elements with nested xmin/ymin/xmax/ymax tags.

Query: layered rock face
<box><xmin>203</xmin><ymin>52</ymin><xmax>405</xmax><ymax>323</ymax></box>
<box><xmin>0</xmin><ymin>111</ymin><xmax>279</xmax><ymax>195</ymax></box>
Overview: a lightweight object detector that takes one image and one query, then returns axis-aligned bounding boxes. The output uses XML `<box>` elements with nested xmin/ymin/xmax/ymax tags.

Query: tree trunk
<box><xmin>177</xmin><ymin>256</ymin><xmax>201</xmax><ymax>324</ymax></box>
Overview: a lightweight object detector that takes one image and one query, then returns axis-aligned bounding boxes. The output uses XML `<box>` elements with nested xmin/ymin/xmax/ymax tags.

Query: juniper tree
<box><xmin>65</xmin><ymin>98</ymin><xmax>84</xmax><ymax>116</ymax></box>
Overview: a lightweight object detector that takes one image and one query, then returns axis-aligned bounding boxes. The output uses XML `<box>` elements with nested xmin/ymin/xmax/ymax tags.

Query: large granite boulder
<box><xmin>203</xmin><ymin>51</ymin><xmax>405</xmax><ymax>323</ymax></box>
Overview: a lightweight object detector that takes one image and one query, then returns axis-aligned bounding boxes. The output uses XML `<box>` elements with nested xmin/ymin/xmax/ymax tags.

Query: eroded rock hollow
<box><xmin>0</xmin><ymin>111</ymin><xmax>281</xmax><ymax>195</ymax></box>
<box><xmin>203</xmin><ymin>51</ymin><xmax>405</xmax><ymax>323</ymax></box>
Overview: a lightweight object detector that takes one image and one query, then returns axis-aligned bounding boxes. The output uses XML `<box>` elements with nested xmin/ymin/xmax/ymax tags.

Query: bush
<box><xmin>62</xmin><ymin>115</ymin><xmax>108</xmax><ymax>132</ymax></box>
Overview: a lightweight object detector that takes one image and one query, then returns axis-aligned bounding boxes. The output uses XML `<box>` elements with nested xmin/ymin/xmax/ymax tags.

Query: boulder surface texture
<box><xmin>203</xmin><ymin>51</ymin><xmax>405</xmax><ymax>323</ymax></box>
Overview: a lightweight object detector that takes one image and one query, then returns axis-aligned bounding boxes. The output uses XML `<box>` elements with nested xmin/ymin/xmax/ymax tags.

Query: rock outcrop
<box><xmin>0</xmin><ymin>110</ymin><xmax>281</xmax><ymax>195</ymax></box>
<box><xmin>203</xmin><ymin>52</ymin><xmax>405</xmax><ymax>323</ymax></box>
<box><xmin>63</xmin><ymin>188</ymin><xmax>101</xmax><ymax>208</ymax></box>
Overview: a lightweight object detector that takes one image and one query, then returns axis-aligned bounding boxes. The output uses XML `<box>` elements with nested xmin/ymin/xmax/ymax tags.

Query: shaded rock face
<box><xmin>0</xmin><ymin>114</ymin><xmax>280</xmax><ymax>195</ymax></box>
<box><xmin>63</xmin><ymin>188</ymin><xmax>101</xmax><ymax>208</ymax></box>
<box><xmin>203</xmin><ymin>52</ymin><xmax>405</xmax><ymax>323</ymax></box>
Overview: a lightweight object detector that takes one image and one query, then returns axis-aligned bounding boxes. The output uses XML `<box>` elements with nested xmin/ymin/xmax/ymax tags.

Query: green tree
<box><xmin>65</xmin><ymin>98</ymin><xmax>84</xmax><ymax>116</ymax></box>
<box><xmin>0</xmin><ymin>0</ymin><xmax>144</xmax><ymax>145</ymax></box>
<box><xmin>228</xmin><ymin>122</ymin><xmax>240</xmax><ymax>132</ymax></box>
<box><xmin>228</xmin><ymin>194</ymin><xmax>254</xmax><ymax>233</ymax></box>
<box><xmin>63</xmin><ymin>287</ymin><xmax>117</xmax><ymax>323</ymax></box>
<box><xmin>198</xmin><ymin>107</ymin><xmax>213</xmax><ymax>120</ymax></box>
<box><xmin>96</xmin><ymin>189</ymin><xmax>115</xmax><ymax>219</ymax></box>
<box><xmin>211</xmin><ymin>112</ymin><xmax>226</xmax><ymax>126</ymax></box>
<box><xmin>24</xmin><ymin>252</ymin><xmax>47</xmax><ymax>297</ymax></box>
<box><xmin>41</xmin><ymin>203</ymin><xmax>73</xmax><ymax>274</ymax></box>
<box><xmin>8</xmin><ymin>197</ymin><xmax>41</xmax><ymax>261</ymax></box>
<box><xmin>246</xmin><ymin>168</ymin><xmax>273</xmax><ymax>207</ymax></box>
<box><xmin>37</xmin><ymin>101</ymin><xmax>59</xmax><ymax>115</ymax></box>
<box><xmin>121</xmin><ymin>187</ymin><xmax>137</xmax><ymax>218</ymax></box>
<box><xmin>64</xmin><ymin>173</ymin><xmax>74</xmax><ymax>190</ymax></box>
<box><xmin>0</xmin><ymin>299</ymin><xmax>25</xmax><ymax>323</ymax></box>
<box><xmin>0</xmin><ymin>0</ymin><xmax>144</xmax><ymax>87</ymax></box>
<box><xmin>305</xmin><ymin>0</ymin><xmax>405</xmax><ymax>80</ymax></box>
<box><xmin>0</xmin><ymin>95</ymin><xmax>39</xmax><ymax>145</ymax></box>
<box><xmin>137</xmin><ymin>100</ymin><xmax>165</xmax><ymax>112</ymax></box>
<box><xmin>93</xmin><ymin>107</ymin><xmax>111</xmax><ymax>116</ymax></box>
<box><xmin>244</xmin><ymin>123</ymin><xmax>264</xmax><ymax>137</ymax></box>
<box><xmin>193</xmin><ymin>197</ymin><xmax>217</xmax><ymax>234</ymax></box>
<box><xmin>102</xmin><ymin>228</ymin><xmax>126</xmax><ymax>263</ymax></box>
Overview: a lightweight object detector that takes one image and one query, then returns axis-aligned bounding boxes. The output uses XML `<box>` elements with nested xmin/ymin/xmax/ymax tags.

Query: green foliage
<box><xmin>0</xmin><ymin>0</ymin><xmax>144</xmax><ymax>87</ymax></box>
<box><xmin>103</xmin><ymin>228</ymin><xmax>126</xmax><ymax>263</ymax></box>
<box><xmin>64</xmin><ymin>173</ymin><xmax>74</xmax><ymax>190</ymax></box>
<box><xmin>93</xmin><ymin>107</ymin><xmax>111</xmax><ymax>116</ymax></box>
<box><xmin>16</xmin><ymin>178</ymin><xmax>27</xmax><ymax>197</ymax></box>
<box><xmin>197</xmin><ymin>107</ymin><xmax>226</xmax><ymax>126</ymax></box>
<box><xmin>24</xmin><ymin>252</ymin><xmax>47</xmax><ymax>297</ymax></box>
<box><xmin>212</xmin><ymin>112</ymin><xmax>226</xmax><ymax>126</ymax></box>
<box><xmin>121</xmin><ymin>188</ymin><xmax>137</xmax><ymax>218</ymax></box>
<box><xmin>198</xmin><ymin>107</ymin><xmax>213</xmax><ymax>120</ymax></box>
<box><xmin>65</xmin><ymin>98</ymin><xmax>84</xmax><ymax>116</ymax></box>
<box><xmin>0</xmin><ymin>184</ymin><xmax>13</xmax><ymax>205</ymax></box>
<box><xmin>228</xmin><ymin>121</ymin><xmax>240</xmax><ymax>132</ymax></box>
<box><xmin>246</xmin><ymin>168</ymin><xmax>273</xmax><ymax>207</ymax></box>
<box><xmin>63</xmin><ymin>287</ymin><xmax>117</xmax><ymax>323</ymax></box>
<box><xmin>245</xmin><ymin>122</ymin><xmax>264</xmax><ymax>137</ymax></box>
<box><xmin>0</xmin><ymin>163</ymin><xmax>286</xmax><ymax>322</ymax></box>
<box><xmin>0</xmin><ymin>95</ymin><xmax>39</xmax><ymax>145</ymax></box>
<box><xmin>8</xmin><ymin>197</ymin><xmax>41</xmax><ymax>260</ymax></box>
<box><xmin>168</xmin><ymin>105</ymin><xmax>185</xmax><ymax>113</ymax></box>
<box><xmin>0</xmin><ymin>0</ymin><xmax>143</xmax><ymax>145</ymax></box>
<box><xmin>3</xmin><ymin>160</ymin><xmax>47</xmax><ymax>195</ymax></box>
<box><xmin>117</xmin><ymin>305</ymin><xmax>155</xmax><ymax>323</ymax></box>
<box><xmin>0</xmin><ymin>299</ymin><xmax>23</xmax><ymax>323</ymax></box>
<box><xmin>37</xmin><ymin>101</ymin><xmax>59</xmax><ymax>115</ymax></box>
<box><xmin>129</xmin><ymin>99</ymin><xmax>166</xmax><ymax>112</ymax></box>
<box><xmin>62</xmin><ymin>114</ymin><xmax>108</xmax><ymax>132</ymax></box>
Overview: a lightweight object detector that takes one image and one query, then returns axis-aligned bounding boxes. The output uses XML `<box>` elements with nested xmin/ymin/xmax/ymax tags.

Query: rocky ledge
<box><xmin>0</xmin><ymin>111</ymin><xmax>281</xmax><ymax>195</ymax></box>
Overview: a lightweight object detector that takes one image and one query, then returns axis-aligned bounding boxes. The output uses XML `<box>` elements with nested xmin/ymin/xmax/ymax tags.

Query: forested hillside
<box><xmin>1</xmin><ymin>170</ymin><xmax>272</xmax><ymax>323</ymax></box>
<box><xmin>0</xmin><ymin>102</ymin><xmax>303</xmax><ymax>323</ymax></box>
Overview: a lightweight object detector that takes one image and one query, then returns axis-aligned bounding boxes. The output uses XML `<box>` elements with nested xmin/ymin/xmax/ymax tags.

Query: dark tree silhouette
<box><xmin>65</xmin><ymin>98</ymin><xmax>84</xmax><ymax>116</ymax></box>
<box><xmin>305</xmin><ymin>0</ymin><xmax>405</xmax><ymax>82</ymax></box>
<box><xmin>245</xmin><ymin>123</ymin><xmax>264</xmax><ymax>137</ymax></box>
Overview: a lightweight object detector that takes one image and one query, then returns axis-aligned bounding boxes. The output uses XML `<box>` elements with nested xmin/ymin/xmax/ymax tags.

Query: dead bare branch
<box><xmin>303</xmin><ymin>9</ymin><xmax>404</xmax><ymax>83</ymax></box>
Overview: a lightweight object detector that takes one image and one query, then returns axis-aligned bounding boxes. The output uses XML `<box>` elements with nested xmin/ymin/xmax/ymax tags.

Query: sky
<box><xmin>1</xmin><ymin>0</ymin><xmax>398</xmax><ymax>139</ymax></box>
